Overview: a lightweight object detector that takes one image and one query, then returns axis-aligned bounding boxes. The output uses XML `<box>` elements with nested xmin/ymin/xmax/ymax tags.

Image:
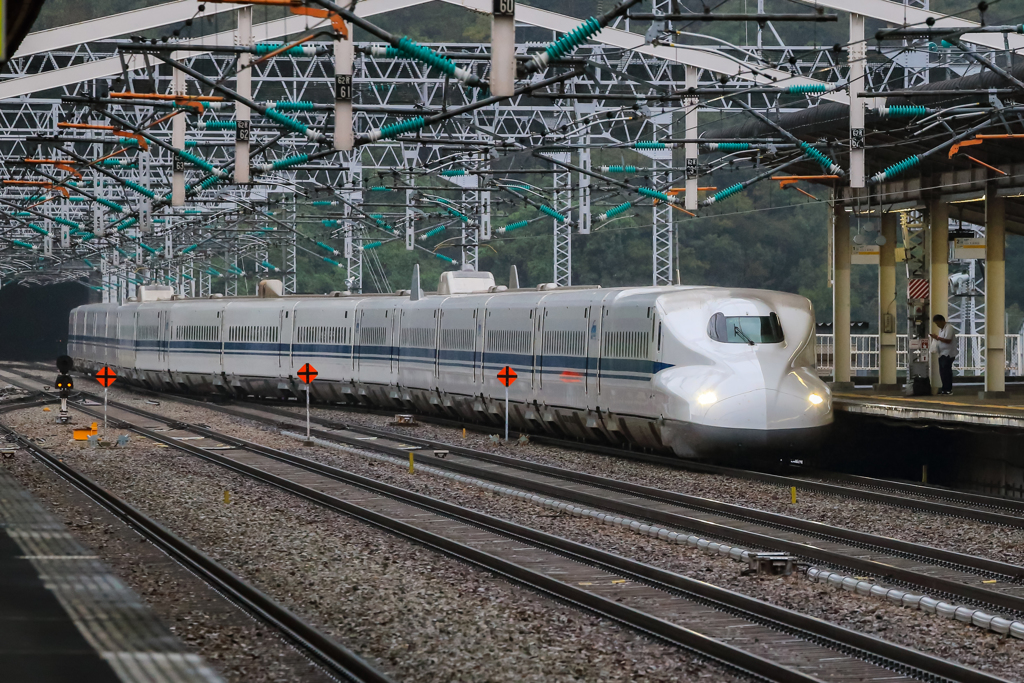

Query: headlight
<box><xmin>697</xmin><ymin>392</ymin><xmax>717</xmax><ymax>406</ymax></box>
<box><xmin>808</xmin><ymin>393</ymin><xmax>824</xmax><ymax>405</ymax></box>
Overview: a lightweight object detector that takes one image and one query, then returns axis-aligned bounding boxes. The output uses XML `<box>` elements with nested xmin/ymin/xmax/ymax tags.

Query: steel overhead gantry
<box><xmin>0</xmin><ymin>0</ymin><xmax>919</xmax><ymax>299</ymax></box>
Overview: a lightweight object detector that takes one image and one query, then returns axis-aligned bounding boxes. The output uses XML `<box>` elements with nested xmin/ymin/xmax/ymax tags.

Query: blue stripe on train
<box><xmin>72</xmin><ymin>336</ymin><xmax>673</xmax><ymax>380</ymax></box>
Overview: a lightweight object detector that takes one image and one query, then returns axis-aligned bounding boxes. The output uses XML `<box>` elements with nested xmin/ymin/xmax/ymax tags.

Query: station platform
<box><xmin>833</xmin><ymin>385</ymin><xmax>1024</xmax><ymax>430</ymax></box>
<box><xmin>0</xmin><ymin>468</ymin><xmax>223</xmax><ymax>683</ymax></box>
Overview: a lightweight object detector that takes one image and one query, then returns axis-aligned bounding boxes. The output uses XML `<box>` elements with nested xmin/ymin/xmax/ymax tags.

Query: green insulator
<box><xmin>434</xmin><ymin>252</ymin><xmax>456</xmax><ymax>264</ymax></box>
<box><xmin>81</xmin><ymin>232</ymin><xmax>97</xmax><ymax>241</ymax></box>
<box><xmin>272</xmin><ymin>100</ymin><xmax>315</xmax><ymax>111</ymax></box>
<box><xmin>176</xmin><ymin>149</ymin><xmax>217</xmax><ymax>174</ymax></box>
<box><xmin>707</xmin><ymin>183</ymin><xmax>744</xmax><ymax>204</ymax></box>
<box><xmin>185</xmin><ymin>140</ymin><xmax>199</xmax><ymax>148</ymax></box>
<box><xmin>184</xmin><ymin>209</ymin><xmax>204</xmax><ymax>214</ymax></box>
<box><xmin>440</xmin><ymin>169</ymin><xmax>466</xmax><ymax>177</ymax></box>
<box><xmin>54</xmin><ymin>217</ymin><xmax>79</xmax><ymax>228</ymax></box>
<box><xmin>376</xmin><ymin>116</ymin><xmax>426</xmax><ymax>141</ymax></box>
<box><xmin>261</xmin><ymin>260</ymin><xmax>278</xmax><ymax>271</ymax></box>
<box><xmin>13</xmin><ymin>211</ymin><xmax>30</xmax><ymax>217</ymax></box>
<box><xmin>114</xmin><ymin>217</ymin><xmax>138</xmax><ymax>231</ymax></box>
<box><xmin>545</xmin><ymin>17</ymin><xmax>601</xmax><ymax>60</ymax></box>
<box><xmin>446</xmin><ymin>207</ymin><xmax>470</xmax><ymax>223</ymax></box>
<box><xmin>140</xmin><ymin>242</ymin><xmax>160</xmax><ymax>255</ymax></box>
<box><xmin>312</xmin><ymin>200</ymin><xmax>336</xmax><ymax>206</ymax></box>
<box><xmin>271</xmin><ymin>153</ymin><xmax>309</xmax><ymax>170</ymax></box>
<box><xmin>714</xmin><ymin>142</ymin><xmax>750</xmax><ymax>151</ymax></box>
<box><xmin>181</xmin><ymin>273</ymin><xmax>195</xmax><ymax>281</ymax></box>
<box><xmin>362</xmin><ymin>240</ymin><xmax>383</xmax><ymax>250</ymax></box>
<box><xmin>873</xmin><ymin>155</ymin><xmax>920</xmax><ymax>183</ymax></box>
<box><xmin>539</xmin><ymin>204</ymin><xmax>567</xmax><ymax>222</ymax></box>
<box><xmin>634</xmin><ymin>141</ymin><xmax>666</xmax><ymax>150</ymax></box>
<box><xmin>164</xmin><ymin>276</ymin><xmax>177</xmax><ymax>283</ymax></box>
<box><xmin>321</xmin><ymin>219</ymin><xmax>341</xmax><ymax>228</ymax></box>
<box><xmin>124</xmin><ymin>180</ymin><xmax>155</xmax><ymax>198</ymax></box>
<box><xmin>887</xmin><ymin>105</ymin><xmax>928</xmax><ymax>117</ymax></box>
<box><xmin>606</xmin><ymin>165</ymin><xmax>638</xmax><ymax>173</ymax></box>
<box><xmin>27</xmin><ymin>223</ymin><xmax>48</xmax><ymax>236</ymax></box>
<box><xmin>323</xmin><ymin>257</ymin><xmax>342</xmax><ymax>267</ymax></box>
<box><xmin>118</xmin><ymin>137</ymin><xmax>140</xmax><ymax>146</ymax></box>
<box><xmin>207</xmin><ymin>268</ymin><xmax>221</xmax><ymax>277</ymax></box>
<box><xmin>496</xmin><ymin>220</ymin><xmax>528</xmax><ymax>234</ymax></box>
<box><xmin>253</xmin><ymin>42</ymin><xmax>310</xmax><ymax>56</ymax></box>
<box><xmin>368</xmin><ymin>186</ymin><xmax>389</xmax><ymax>191</ymax></box>
<box><xmin>115</xmin><ymin>247</ymin><xmax>131</xmax><ymax>258</ymax></box>
<box><xmin>601</xmin><ymin>202</ymin><xmax>632</xmax><ymax>220</ymax></box>
<box><xmin>396</xmin><ymin>36</ymin><xmax>457</xmax><ymax>77</ymax></box>
<box><xmin>422</xmin><ymin>225</ymin><xmax>447</xmax><ymax>239</ymax></box>
<box><xmin>101</xmin><ymin>158</ymin><xmax>135</xmax><ymax>167</ymax></box>
<box><xmin>201</xmin><ymin>120</ymin><xmax>237</xmax><ymax>131</ymax></box>
<box><xmin>181</xmin><ymin>244</ymin><xmax>198</xmax><ymax>254</ymax></box>
<box><xmin>786</xmin><ymin>83</ymin><xmax>828</xmax><ymax>94</ymax></box>
<box><xmin>186</xmin><ymin>175</ymin><xmax>222</xmax><ymax>196</ymax></box>
<box><xmin>10</xmin><ymin>239</ymin><xmax>34</xmax><ymax>250</ymax></box>
<box><xmin>637</xmin><ymin>187</ymin><xmax>670</xmax><ymax>202</ymax></box>
<box><xmin>83</xmin><ymin>259</ymin><xmax>94</xmax><ymax>268</ymax></box>
<box><xmin>315</xmin><ymin>241</ymin><xmax>337</xmax><ymax>254</ymax></box>
<box><xmin>98</xmin><ymin>197</ymin><xmax>125</xmax><ymax>212</ymax></box>
<box><xmin>68</xmin><ymin>197</ymin><xmax>86</xmax><ymax>202</ymax></box>
<box><xmin>264</xmin><ymin>107</ymin><xmax>309</xmax><ymax>134</ymax></box>
<box><xmin>799</xmin><ymin>142</ymin><xmax>840</xmax><ymax>174</ymax></box>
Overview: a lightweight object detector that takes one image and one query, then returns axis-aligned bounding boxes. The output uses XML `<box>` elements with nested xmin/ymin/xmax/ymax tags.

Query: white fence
<box><xmin>815</xmin><ymin>334</ymin><xmax>1024</xmax><ymax>377</ymax></box>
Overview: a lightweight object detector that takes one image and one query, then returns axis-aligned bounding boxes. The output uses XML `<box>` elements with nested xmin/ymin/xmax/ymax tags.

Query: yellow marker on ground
<box><xmin>462</xmin><ymin>427</ymin><xmax>467</xmax><ymax>439</ymax></box>
<box><xmin>790</xmin><ymin>486</ymin><xmax>797</xmax><ymax>504</ymax></box>
<box><xmin>409</xmin><ymin>452</ymin><xmax>414</xmax><ymax>474</ymax></box>
<box><xmin>224</xmin><ymin>490</ymin><xmax>231</xmax><ymax>504</ymax></box>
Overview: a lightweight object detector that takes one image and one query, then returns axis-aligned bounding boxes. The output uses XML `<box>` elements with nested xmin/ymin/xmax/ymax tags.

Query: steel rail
<box><xmin>39</xmin><ymin>399</ymin><xmax>1009</xmax><ymax>683</ymax></box>
<box><xmin>10</xmin><ymin>368</ymin><xmax>1024</xmax><ymax>612</ymax></box>
<box><xmin>0</xmin><ymin>421</ymin><xmax>393</xmax><ymax>683</ymax></box>
<box><xmin>233</xmin><ymin>390</ymin><xmax>1024</xmax><ymax>525</ymax></box>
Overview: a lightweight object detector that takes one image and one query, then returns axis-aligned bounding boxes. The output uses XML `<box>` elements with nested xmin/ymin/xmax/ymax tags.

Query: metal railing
<box><xmin>815</xmin><ymin>334</ymin><xmax>1024</xmax><ymax>377</ymax></box>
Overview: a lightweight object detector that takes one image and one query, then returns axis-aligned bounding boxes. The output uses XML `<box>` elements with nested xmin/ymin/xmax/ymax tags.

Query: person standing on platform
<box><xmin>929</xmin><ymin>315</ymin><xmax>957</xmax><ymax>395</ymax></box>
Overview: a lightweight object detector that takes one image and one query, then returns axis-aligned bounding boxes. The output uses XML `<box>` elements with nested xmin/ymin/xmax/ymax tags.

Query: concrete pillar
<box><xmin>832</xmin><ymin>199</ymin><xmax>853</xmax><ymax>388</ymax></box>
<box><xmin>684</xmin><ymin>65</ymin><xmax>698</xmax><ymax>211</ymax></box>
<box><xmin>878</xmin><ymin>213</ymin><xmax>898</xmax><ymax>387</ymax></box>
<box><xmin>929</xmin><ymin>199</ymin><xmax>949</xmax><ymax>393</ymax></box>
<box><xmin>848</xmin><ymin>14</ymin><xmax>865</xmax><ymax>188</ymax></box>
<box><xmin>490</xmin><ymin>1</ymin><xmax>516</xmax><ymax>97</ymax></box>
<box><xmin>234</xmin><ymin>6</ymin><xmax>252</xmax><ymax>184</ymax></box>
<box><xmin>334</xmin><ymin>18</ymin><xmax>354</xmax><ymax>151</ymax></box>
<box><xmin>984</xmin><ymin>187</ymin><xmax>1007</xmax><ymax>397</ymax></box>
<box><xmin>171</xmin><ymin>65</ymin><xmax>185</xmax><ymax>206</ymax></box>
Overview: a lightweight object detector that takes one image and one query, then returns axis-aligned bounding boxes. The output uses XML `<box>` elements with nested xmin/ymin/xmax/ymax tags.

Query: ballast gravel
<box><xmin>1</xmin><ymin>400</ymin><xmax>740</xmax><ymax>683</ymax></box>
<box><xmin>296</xmin><ymin>403</ymin><xmax>1024</xmax><ymax>568</ymax></box>
<box><xmin>1</xmin><ymin>452</ymin><xmax>334</xmax><ymax>683</ymax></box>
<box><xmin>25</xmin><ymin>381</ymin><xmax>1024</xmax><ymax>682</ymax></box>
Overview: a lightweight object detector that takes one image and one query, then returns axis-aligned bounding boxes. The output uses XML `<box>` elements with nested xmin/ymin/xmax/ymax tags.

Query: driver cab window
<box><xmin>708</xmin><ymin>312</ymin><xmax>784</xmax><ymax>344</ymax></box>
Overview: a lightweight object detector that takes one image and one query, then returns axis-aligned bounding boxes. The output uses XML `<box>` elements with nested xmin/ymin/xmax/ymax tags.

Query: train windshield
<box><xmin>707</xmin><ymin>312</ymin><xmax>784</xmax><ymax>344</ymax></box>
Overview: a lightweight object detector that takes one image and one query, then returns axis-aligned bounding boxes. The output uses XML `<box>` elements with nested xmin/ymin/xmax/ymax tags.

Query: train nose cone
<box><xmin>703</xmin><ymin>388</ymin><xmax>830</xmax><ymax>430</ymax></box>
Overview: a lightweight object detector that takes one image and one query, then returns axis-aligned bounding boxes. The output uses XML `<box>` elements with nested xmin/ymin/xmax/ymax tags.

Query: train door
<box><xmin>534</xmin><ymin>303</ymin><xmax>544</xmax><ymax>389</ymax></box>
<box><xmin>586</xmin><ymin>304</ymin><xmax>602</xmax><ymax>402</ymax></box>
<box><xmin>392</xmin><ymin>307</ymin><xmax>401</xmax><ymax>376</ymax></box>
<box><xmin>474</xmin><ymin>304</ymin><xmax>486</xmax><ymax>386</ymax></box>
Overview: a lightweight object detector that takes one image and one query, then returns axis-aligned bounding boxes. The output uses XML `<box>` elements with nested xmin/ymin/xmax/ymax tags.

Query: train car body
<box><xmin>69</xmin><ymin>272</ymin><xmax>832</xmax><ymax>460</ymax></box>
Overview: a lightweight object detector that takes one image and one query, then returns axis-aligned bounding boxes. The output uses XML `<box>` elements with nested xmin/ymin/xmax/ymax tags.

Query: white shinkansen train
<box><xmin>68</xmin><ymin>269</ymin><xmax>832</xmax><ymax>459</ymax></box>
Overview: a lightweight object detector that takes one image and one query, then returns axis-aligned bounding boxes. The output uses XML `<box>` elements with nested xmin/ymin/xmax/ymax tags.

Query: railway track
<box><xmin>14</xmin><ymin>361</ymin><xmax>1024</xmax><ymax>527</ymax></box>
<box><xmin>0</xmin><ymin>369</ymin><xmax>1009</xmax><ymax>682</ymax></box>
<box><xmin>0</xmin><ymin>420</ymin><xmax>392</xmax><ymax>683</ymax></box>
<box><xmin>9</xmin><ymin>365</ymin><xmax>1024</xmax><ymax>619</ymax></box>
